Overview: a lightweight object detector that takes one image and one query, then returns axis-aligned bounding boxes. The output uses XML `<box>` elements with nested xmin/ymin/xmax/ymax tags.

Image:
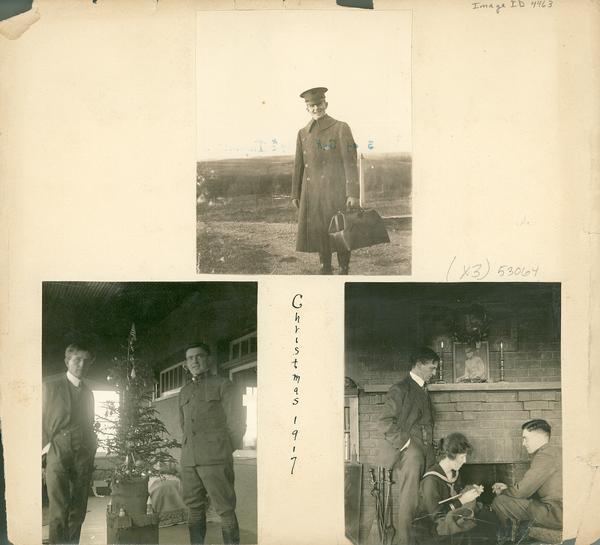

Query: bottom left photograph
<box><xmin>41</xmin><ymin>281</ymin><xmax>258</xmax><ymax>545</ymax></box>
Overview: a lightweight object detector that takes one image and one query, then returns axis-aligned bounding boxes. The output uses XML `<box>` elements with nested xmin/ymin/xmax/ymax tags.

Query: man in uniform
<box><xmin>492</xmin><ymin>419</ymin><xmax>562</xmax><ymax>538</ymax></box>
<box><xmin>179</xmin><ymin>342</ymin><xmax>244</xmax><ymax>545</ymax></box>
<box><xmin>291</xmin><ymin>87</ymin><xmax>359</xmax><ymax>275</ymax></box>
<box><xmin>42</xmin><ymin>342</ymin><xmax>97</xmax><ymax>545</ymax></box>
<box><xmin>377</xmin><ymin>346</ymin><xmax>439</xmax><ymax>545</ymax></box>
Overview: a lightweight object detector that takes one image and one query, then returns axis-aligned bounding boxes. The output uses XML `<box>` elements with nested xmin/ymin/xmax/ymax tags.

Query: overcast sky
<box><xmin>196</xmin><ymin>10</ymin><xmax>412</xmax><ymax>161</ymax></box>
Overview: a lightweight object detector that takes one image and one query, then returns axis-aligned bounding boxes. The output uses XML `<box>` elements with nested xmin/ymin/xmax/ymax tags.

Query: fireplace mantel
<box><xmin>362</xmin><ymin>381</ymin><xmax>560</xmax><ymax>393</ymax></box>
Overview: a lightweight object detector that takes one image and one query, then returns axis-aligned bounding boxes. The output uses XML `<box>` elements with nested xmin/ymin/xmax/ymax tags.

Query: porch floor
<box><xmin>43</xmin><ymin>497</ymin><xmax>258</xmax><ymax>544</ymax></box>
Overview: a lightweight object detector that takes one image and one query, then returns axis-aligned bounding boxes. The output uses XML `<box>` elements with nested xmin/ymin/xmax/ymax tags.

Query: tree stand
<box><xmin>107</xmin><ymin>477</ymin><xmax>158</xmax><ymax>545</ymax></box>
<box><xmin>107</xmin><ymin>511</ymin><xmax>159</xmax><ymax>545</ymax></box>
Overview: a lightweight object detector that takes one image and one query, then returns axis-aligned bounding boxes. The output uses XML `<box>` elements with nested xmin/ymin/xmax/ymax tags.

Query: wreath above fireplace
<box><xmin>450</xmin><ymin>303</ymin><xmax>490</xmax><ymax>346</ymax></box>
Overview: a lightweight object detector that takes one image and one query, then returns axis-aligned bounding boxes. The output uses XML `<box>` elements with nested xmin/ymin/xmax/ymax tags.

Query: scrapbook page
<box><xmin>0</xmin><ymin>1</ymin><xmax>598</xmax><ymax>545</ymax></box>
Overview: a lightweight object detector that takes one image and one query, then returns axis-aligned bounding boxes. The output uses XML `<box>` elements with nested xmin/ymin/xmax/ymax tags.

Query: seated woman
<box><xmin>414</xmin><ymin>432</ymin><xmax>494</xmax><ymax>544</ymax></box>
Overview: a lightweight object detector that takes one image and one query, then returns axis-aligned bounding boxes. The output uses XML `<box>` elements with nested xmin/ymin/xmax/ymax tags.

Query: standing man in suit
<box><xmin>377</xmin><ymin>347</ymin><xmax>439</xmax><ymax>545</ymax></box>
<box><xmin>291</xmin><ymin>87</ymin><xmax>360</xmax><ymax>275</ymax></box>
<box><xmin>492</xmin><ymin>419</ymin><xmax>562</xmax><ymax>537</ymax></box>
<box><xmin>179</xmin><ymin>342</ymin><xmax>244</xmax><ymax>545</ymax></box>
<box><xmin>42</xmin><ymin>343</ymin><xmax>97</xmax><ymax>545</ymax></box>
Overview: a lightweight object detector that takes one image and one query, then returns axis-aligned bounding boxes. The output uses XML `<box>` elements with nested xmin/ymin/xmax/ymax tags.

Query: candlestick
<box><xmin>499</xmin><ymin>340</ymin><xmax>506</xmax><ymax>382</ymax></box>
<box><xmin>438</xmin><ymin>341</ymin><xmax>446</xmax><ymax>383</ymax></box>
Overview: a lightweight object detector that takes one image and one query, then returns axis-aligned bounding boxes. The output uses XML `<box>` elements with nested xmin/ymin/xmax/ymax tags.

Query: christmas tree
<box><xmin>99</xmin><ymin>324</ymin><xmax>180</xmax><ymax>484</ymax></box>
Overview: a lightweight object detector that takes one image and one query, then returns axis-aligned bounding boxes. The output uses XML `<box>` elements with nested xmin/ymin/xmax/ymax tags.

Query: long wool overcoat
<box><xmin>291</xmin><ymin>114</ymin><xmax>359</xmax><ymax>253</ymax></box>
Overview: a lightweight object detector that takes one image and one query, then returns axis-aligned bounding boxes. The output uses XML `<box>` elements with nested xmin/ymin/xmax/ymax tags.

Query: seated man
<box><xmin>492</xmin><ymin>419</ymin><xmax>562</xmax><ymax>539</ymax></box>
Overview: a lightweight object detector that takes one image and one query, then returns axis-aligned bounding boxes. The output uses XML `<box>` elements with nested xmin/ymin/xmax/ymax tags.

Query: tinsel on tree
<box><xmin>98</xmin><ymin>324</ymin><xmax>180</xmax><ymax>484</ymax></box>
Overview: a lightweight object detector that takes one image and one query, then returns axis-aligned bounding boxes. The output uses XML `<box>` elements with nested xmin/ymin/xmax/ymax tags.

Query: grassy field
<box><xmin>196</xmin><ymin>204</ymin><xmax>411</xmax><ymax>275</ymax></box>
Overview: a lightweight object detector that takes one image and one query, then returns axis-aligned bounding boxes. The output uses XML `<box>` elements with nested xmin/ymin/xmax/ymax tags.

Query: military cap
<box><xmin>299</xmin><ymin>87</ymin><xmax>328</xmax><ymax>104</ymax></box>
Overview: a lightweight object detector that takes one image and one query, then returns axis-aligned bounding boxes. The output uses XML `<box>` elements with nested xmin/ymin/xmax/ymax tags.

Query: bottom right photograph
<box><xmin>344</xmin><ymin>283</ymin><xmax>562</xmax><ymax>545</ymax></box>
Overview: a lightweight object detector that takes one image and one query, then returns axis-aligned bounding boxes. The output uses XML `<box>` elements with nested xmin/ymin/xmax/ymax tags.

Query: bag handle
<box><xmin>329</xmin><ymin>211</ymin><xmax>345</xmax><ymax>232</ymax></box>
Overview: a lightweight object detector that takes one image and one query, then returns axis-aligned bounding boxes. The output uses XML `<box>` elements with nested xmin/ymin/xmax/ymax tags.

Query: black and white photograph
<box><xmin>453</xmin><ymin>342</ymin><xmax>490</xmax><ymax>384</ymax></box>
<box><xmin>196</xmin><ymin>10</ymin><xmax>412</xmax><ymax>275</ymax></box>
<box><xmin>344</xmin><ymin>283</ymin><xmax>562</xmax><ymax>545</ymax></box>
<box><xmin>41</xmin><ymin>282</ymin><xmax>257</xmax><ymax>545</ymax></box>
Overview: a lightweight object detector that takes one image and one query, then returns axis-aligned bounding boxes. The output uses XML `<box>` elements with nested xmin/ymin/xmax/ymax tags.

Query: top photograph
<box><xmin>196</xmin><ymin>10</ymin><xmax>412</xmax><ymax>275</ymax></box>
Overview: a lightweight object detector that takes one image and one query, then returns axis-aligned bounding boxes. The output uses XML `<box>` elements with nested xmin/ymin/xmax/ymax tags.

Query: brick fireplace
<box><xmin>361</xmin><ymin>382</ymin><xmax>561</xmax><ymax>464</ymax></box>
<box><xmin>348</xmin><ymin>382</ymin><xmax>561</xmax><ymax>543</ymax></box>
<box><xmin>344</xmin><ymin>283</ymin><xmax>562</xmax><ymax>545</ymax></box>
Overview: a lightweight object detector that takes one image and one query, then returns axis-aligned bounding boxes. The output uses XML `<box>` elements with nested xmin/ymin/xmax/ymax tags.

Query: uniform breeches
<box><xmin>45</xmin><ymin>447</ymin><xmax>93</xmax><ymax>544</ymax></box>
<box><xmin>492</xmin><ymin>494</ymin><xmax>562</xmax><ymax>530</ymax></box>
<box><xmin>393</xmin><ymin>442</ymin><xmax>428</xmax><ymax>545</ymax></box>
<box><xmin>181</xmin><ymin>463</ymin><xmax>238</xmax><ymax>529</ymax></box>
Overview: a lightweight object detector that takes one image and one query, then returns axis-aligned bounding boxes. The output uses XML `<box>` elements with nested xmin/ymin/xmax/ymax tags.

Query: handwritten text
<box><xmin>446</xmin><ymin>256</ymin><xmax>540</xmax><ymax>281</ymax></box>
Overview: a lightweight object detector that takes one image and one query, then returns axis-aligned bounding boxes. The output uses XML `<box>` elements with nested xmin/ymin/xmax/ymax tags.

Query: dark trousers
<box><xmin>0</xmin><ymin>430</ymin><xmax>9</xmax><ymax>545</ymax></box>
<box><xmin>45</xmin><ymin>445</ymin><xmax>93</xmax><ymax>545</ymax></box>
<box><xmin>316</xmin><ymin>227</ymin><xmax>350</xmax><ymax>272</ymax></box>
<box><xmin>491</xmin><ymin>494</ymin><xmax>562</xmax><ymax>530</ymax></box>
<box><xmin>319</xmin><ymin>250</ymin><xmax>350</xmax><ymax>270</ymax></box>
<box><xmin>181</xmin><ymin>463</ymin><xmax>239</xmax><ymax>542</ymax></box>
<box><xmin>393</xmin><ymin>442</ymin><xmax>433</xmax><ymax>545</ymax></box>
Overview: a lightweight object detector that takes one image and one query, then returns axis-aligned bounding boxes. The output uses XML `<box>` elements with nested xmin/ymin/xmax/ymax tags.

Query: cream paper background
<box><xmin>0</xmin><ymin>1</ymin><xmax>599</xmax><ymax>544</ymax></box>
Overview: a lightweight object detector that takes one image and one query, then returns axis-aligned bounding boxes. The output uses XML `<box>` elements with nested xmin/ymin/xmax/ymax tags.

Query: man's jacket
<box><xmin>42</xmin><ymin>374</ymin><xmax>96</xmax><ymax>459</ymax></box>
<box><xmin>377</xmin><ymin>374</ymin><xmax>435</xmax><ymax>467</ymax></box>
<box><xmin>503</xmin><ymin>443</ymin><xmax>562</xmax><ymax>528</ymax></box>
<box><xmin>179</xmin><ymin>373</ymin><xmax>244</xmax><ymax>466</ymax></box>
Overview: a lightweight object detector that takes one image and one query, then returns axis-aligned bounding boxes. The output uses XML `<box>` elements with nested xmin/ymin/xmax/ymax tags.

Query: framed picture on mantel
<box><xmin>453</xmin><ymin>341</ymin><xmax>490</xmax><ymax>383</ymax></box>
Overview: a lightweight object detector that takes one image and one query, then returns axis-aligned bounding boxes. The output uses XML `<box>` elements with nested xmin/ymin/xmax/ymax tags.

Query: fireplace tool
<box><xmin>369</xmin><ymin>467</ymin><xmax>384</xmax><ymax>542</ymax></box>
<box><xmin>382</xmin><ymin>468</ymin><xmax>396</xmax><ymax>545</ymax></box>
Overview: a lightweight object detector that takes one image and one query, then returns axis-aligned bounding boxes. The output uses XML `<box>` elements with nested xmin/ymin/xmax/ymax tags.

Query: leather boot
<box><xmin>318</xmin><ymin>252</ymin><xmax>333</xmax><ymax>275</ymax></box>
<box><xmin>188</xmin><ymin>516</ymin><xmax>207</xmax><ymax>545</ymax></box>
<box><xmin>337</xmin><ymin>250</ymin><xmax>350</xmax><ymax>275</ymax></box>
<box><xmin>496</xmin><ymin>520</ymin><xmax>513</xmax><ymax>545</ymax></box>
<box><xmin>221</xmin><ymin>521</ymin><xmax>240</xmax><ymax>545</ymax></box>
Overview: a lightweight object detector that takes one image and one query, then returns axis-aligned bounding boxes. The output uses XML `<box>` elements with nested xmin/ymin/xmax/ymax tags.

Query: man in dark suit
<box><xmin>291</xmin><ymin>87</ymin><xmax>359</xmax><ymax>275</ymax></box>
<box><xmin>377</xmin><ymin>346</ymin><xmax>439</xmax><ymax>545</ymax></box>
<box><xmin>42</xmin><ymin>343</ymin><xmax>97</xmax><ymax>545</ymax></box>
<box><xmin>492</xmin><ymin>419</ymin><xmax>562</xmax><ymax>536</ymax></box>
<box><xmin>179</xmin><ymin>342</ymin><xmax>244</xmax><ymax>545</ymax></box>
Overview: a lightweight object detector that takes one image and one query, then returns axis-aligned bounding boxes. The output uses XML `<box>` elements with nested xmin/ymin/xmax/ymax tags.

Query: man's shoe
<box><xmin>338</xmin><ymin>267</ymin><xmax>349</xmax><ymax>275</ymax></box>
<box><xmin>319</xmin><ymin>265</ymin><xmax>333</xmax><ymax>275</ymax></box>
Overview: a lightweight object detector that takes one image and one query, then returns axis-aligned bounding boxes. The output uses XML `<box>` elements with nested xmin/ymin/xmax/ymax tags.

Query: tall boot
<box><xmin>495</xmin><ymin>520</ymin><xmax>513</xmax><ymax>545</ymax></box>
<box><xmin>188</xmin><ymin>515</ymin><xmax>207</xmax><ymax>545</ymax></box>
<box><xmin>318</xmin><ymin>252</ymin><xmax>333</xmax><ymax>275</ymax></box>
<box><xmin>221</xmin><ymin>514</ymin><xmax>240</xmax><ymax>545</ymax></box>
<box><xmin>221</xmin><ymin>525</ymin><xmax>240</xmax><ymax>545</ymax></box>
<box><xmin>337</xmin><ymin>250</ymin><xmax>350</xmax><ymax>275</ymax></box>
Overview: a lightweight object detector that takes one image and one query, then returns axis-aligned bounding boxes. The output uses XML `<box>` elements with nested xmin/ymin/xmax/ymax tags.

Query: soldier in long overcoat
<box><xmin>291</xmin><ymin>87</ymin><xmax>359</xmax><ymax>274</ymax></box>
<box><xmin>179</xmin><ymin>342</ymin><xmax>244</xmax><ymax>545</ymax></box>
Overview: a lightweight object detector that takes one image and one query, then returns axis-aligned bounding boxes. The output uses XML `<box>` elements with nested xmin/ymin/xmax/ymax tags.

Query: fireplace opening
<box><xmin>459</xmin><ymin>462</ymin><xmax>529</xmax><ymax>505</ymax></box>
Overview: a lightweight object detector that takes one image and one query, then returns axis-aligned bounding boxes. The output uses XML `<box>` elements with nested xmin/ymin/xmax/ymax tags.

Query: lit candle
<box><xmin>438</xmin><ymin>340</ymin><xmax>445</xmax><ymax>383</ymax></box>
<box><xmin>499</xmin><ymin>340</ymin><xmax>505</xmax><ymax>382</ymax></box>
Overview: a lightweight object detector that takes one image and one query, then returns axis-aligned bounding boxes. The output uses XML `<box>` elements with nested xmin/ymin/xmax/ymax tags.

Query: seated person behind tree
<box><xmin>456</xmin><ymin>346</ymin><xmax>486</xmax><ymax>382</ymax></box>
<box><xmin>414</xmin><ymin>432</ymin><xmax>494</xmax><ymax>544</ymax></box>
<box><xmin>492</xmin><ymin>419</ymin><xmax>562</xmax><ymax>538</ymax></box>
